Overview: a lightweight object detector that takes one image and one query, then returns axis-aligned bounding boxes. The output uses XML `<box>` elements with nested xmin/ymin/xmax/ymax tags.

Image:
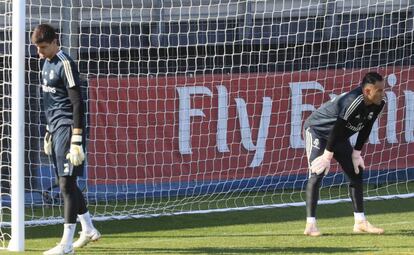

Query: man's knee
<box><xmin>307</xmin><ymin>174</ymin><xmax>324</xmax><ymax>187</ymax></box>
<box><xmin>59</xmin><ymin>177</ymin><xmax>76</xmax><ymax>195</ymax></box>
<box><xmin>349</xmin><ymin>175</ymin><xmax>363</xmax><ymax>188</ymax></box>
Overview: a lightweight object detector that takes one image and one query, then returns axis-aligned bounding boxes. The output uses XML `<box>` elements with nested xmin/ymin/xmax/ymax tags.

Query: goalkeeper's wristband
<box><xmin>71</xmin><ymin>134</ymin><xmax>82</xmax><ymax>145</ymax></box>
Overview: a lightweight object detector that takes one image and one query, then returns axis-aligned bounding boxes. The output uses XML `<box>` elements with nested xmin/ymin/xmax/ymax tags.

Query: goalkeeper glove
<box><xmin>44</xmin><ymin>126</ymin><xmax>52</xmax><ymax>155</ymax></box>
<box><xmin>310</xmin><ymin>150</ymin><xmax>334</xmax><ymax>175</ymax></box>
<box><xmin>351</xmin><ymin>149</ymin><xmax>365</xmax><ymax>174</ymax></box>
<box><xmin>66</xmin><ymin>134</ymin><xmax>85</xmax><ymax>166</ymax></box>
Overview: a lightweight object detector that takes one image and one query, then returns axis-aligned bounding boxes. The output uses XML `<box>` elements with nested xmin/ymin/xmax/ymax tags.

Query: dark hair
<box><xmin>361</xmin><ymin>72</ymin><xmax>383</xmax><ymax>88</ymax></box>
<box><xmin>31</xmin><ymin>24</ymin><xmax>57</xmax><ymax>44</ymax></box>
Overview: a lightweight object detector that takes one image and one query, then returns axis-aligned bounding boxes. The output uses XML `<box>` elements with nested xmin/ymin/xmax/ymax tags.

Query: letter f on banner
<box><xmin>176</xmin><ymin>86</ymin><xmax>212</xmax><ymax>154</ymax></box>
<box><xmin>289</xmin><ymin>81</ymin><xmax>324</xmax><ymax>148</ymax></box>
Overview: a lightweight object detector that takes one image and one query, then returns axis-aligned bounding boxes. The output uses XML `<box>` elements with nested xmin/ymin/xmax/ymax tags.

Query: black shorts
<box><xmin>304</xmin><ymin>127</ymin><xmax>360</xmax><ymax>179</ymax></box>
<box><xmin>51</xmin><ymin>125</ymin><xmax>84</xmax><ymax>177</ymax></box>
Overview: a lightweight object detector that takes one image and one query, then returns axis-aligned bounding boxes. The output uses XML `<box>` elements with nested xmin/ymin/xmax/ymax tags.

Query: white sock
<box><xmin>61</xmin><ymin>223</ymin><xmax>76</xmax><ymax>246</ymax></box>
<box><xmin>78</xmin><ymin>211</ymin><xmax>95</xmax><ymax>233</ymax></box>
<box><xmin>354</xmin><ymin>212</ymin><xmax>366</xmax><ymax>222</ymax></box>
<box><xmin>306</xmin><ymin>217</ymin><xmax>316</xmax><ymax>224</ymax></box>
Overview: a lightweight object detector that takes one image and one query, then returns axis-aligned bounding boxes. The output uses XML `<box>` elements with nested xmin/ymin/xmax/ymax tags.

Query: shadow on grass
<box><xmin>103</xmin><ymin>231</ymin><xmax>411</xmax><ymax>239</ymax></box>
<box><xmin>64</xmin><ymin>246</ymin><xmax>379</xmax><ymax>254</ymax></box>
<box><xmin>26</xmin><ymin>197</ymin><xmax>414</xmax><ymax>239</ymax></box>
<box><xmin>398</xmin><ymin>229</ymin><xmax>414</xmax><ymax>236</ymax></box>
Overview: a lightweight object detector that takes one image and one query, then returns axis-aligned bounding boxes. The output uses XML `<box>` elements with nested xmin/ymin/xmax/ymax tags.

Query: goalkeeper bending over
<box><xmin>32</xmin><ymin>24</ymin><xmax>101</xmax><ymax>255</ymax></box>
<box><xmin>303</xmin><ymin>72</ymin><xmax>386</xmax><ymax>236</ymax></box>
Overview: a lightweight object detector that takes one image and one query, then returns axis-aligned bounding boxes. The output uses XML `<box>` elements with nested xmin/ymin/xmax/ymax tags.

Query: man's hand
<box><xmin>351</xmin><ymin>150</ymin><xmax>365</xmax><ymax>174</ymax></box>
<box><xmin>66</xmin><ymin>134</ymin><xmax>85</xmax><ymax>166</ymax></box>
<box><xmin>44</xmin><ymin>129</ymin><xmax>52</xmax><ymax>155</ymax></box>
<box><xmin>310</xmin><ymin>150</ymin><xmax>334</xmax><ymax>175</ymax></box>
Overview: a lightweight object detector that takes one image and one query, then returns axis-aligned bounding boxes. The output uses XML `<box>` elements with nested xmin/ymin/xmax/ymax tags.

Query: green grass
<box><xmin>3</xmin><ymin>197</ymin><xmax>414</xmax><ymax>254</ymax></box>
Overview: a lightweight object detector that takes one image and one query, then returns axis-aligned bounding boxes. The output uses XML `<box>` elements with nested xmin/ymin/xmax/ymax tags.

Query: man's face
<box><xmin>364</xmin><ymin>80</ymin><xmax>385</xmax><ymax>105</ymax></box>
<box><xmin>34</xmin><ymin>40</ymin><xmax>57</xmax><ymax>60</ymax></box>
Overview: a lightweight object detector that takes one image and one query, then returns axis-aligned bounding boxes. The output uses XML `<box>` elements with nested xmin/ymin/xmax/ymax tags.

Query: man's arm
<box><xmin>354</xmin><ymin>101</ymin><xmax>385</xmax><ymax>151</ymax></box>
<box><xmin>66</xmin><ymin>85</ymin><xmax>85</xmax><ymax>166</ymax></box>
<box><xmin>58</xmin><ymin>52</ymin><xmax>84</xmax><ymax>132</ymax></box>
<box><xmin>352</xmin><ymin>102</ymin><xmax>385</xmax><ymax>174</ymax></box>
<box><xmin>58</xmin><ymin>53</ymin><xmax>85</xmax><ymax>165</ymax></box>
<box><xmin>325</xmin><ymin>118</ymin><xmax>348</xmax><ymax>152</ymax></box>
<box><xmin>351</xmin><ymin>123</ymin><xmax>374</xmax><ymax>174</ymax></box>
<box><xmin>326</xmin><ymin>91</ymin><xmax>364</xmax><ymax>152</ymax></box>
<box><xmin>354</xmin><ymin>121</ymin><xmax>374</xmax><ymax>151</ymax></box>
<box><xmin>67</xmin><ymin>86</ymin><xmax>84</xmax><ymax>133</ymax></box>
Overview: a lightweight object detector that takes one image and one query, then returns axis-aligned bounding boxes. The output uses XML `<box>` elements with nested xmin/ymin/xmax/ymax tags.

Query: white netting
<box><xmin>1</xmin><ymin>0</ymin><xmax>414</xmax><ymax>248</ymax></box>
<box><xmin>0</xmin><ymin>0</ymin><xmax>12</xmax><ymax>249</ymax></box>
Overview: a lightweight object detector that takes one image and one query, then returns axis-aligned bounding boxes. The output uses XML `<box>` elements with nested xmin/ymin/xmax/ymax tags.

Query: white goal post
<box><xmin>1</xmin><ymin>0</ymin><xmax>414</xmax><ymax>251</ymax></box>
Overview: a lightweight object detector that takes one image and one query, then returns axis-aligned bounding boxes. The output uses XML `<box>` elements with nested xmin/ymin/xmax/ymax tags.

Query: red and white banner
<box><xmin>88</xmin><ymin>68</ymin><xmax>414</xmax><ymax>184</ymax></box>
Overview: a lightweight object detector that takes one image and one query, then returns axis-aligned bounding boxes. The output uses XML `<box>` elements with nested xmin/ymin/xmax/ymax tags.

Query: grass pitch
<box><xmin>6</xmin><ymin>197</ymin><xmax>413</xmax><ymax>254</ymax></box>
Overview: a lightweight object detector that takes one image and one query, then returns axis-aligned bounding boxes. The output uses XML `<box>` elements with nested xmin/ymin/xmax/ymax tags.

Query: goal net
<box><xmin>0</xmin><ymin>0</ymin><xmax>12</xmax><ymax>249</ymax></box>
<box><xmin>2</xmin><ymin>0</ymin><xmax>414</xmax><ymax>249</ymax></box>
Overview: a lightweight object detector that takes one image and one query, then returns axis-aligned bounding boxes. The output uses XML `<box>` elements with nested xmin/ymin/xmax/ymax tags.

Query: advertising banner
<box><xmin>88</xmin><ymin>69</ymin><xmax>414</xmax><ymax>184</ymax></box>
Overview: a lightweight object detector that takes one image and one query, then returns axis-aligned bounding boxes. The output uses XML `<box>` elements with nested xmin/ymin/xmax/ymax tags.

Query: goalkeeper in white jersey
<box><xmin>303</xmin><ymin>72</ymin><xmax>386</xmax><ymax>236</ymax></box>
<box><xmin>32</xmin><ymin>24</ymin><xmax>101</xmax><ymax>254</ymax></box>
